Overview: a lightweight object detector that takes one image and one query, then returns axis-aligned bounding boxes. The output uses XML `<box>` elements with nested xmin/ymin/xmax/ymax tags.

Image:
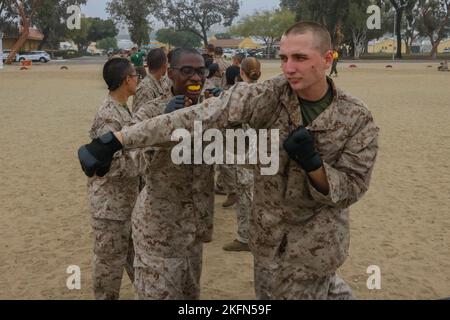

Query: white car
<box><xmin>443</xmin><ymin>47</ymin><xmax>450</xmax><ymax>53</ymax></box>
<box><xmin>16</xmin><ymin>51</ymin><xmax>51</xmax><ymax>63</ymax></box>
<box><xmin>223</xmin><ymin>48</ymin><xmax>236</xmax><ymax>59</ymax></box>
<box><xmin>1</xmin><ymin>49</ymin><xmax>14</xmax><ymax>62</ymax></box>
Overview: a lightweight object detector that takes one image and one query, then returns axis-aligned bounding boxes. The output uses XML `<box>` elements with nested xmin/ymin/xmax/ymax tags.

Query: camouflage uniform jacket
<box><xmin>214</xmin><ymin>56</ymin><xmax>232</xmax><ymax>89</ymax></box>
<box><xmin>204</xmin><ymin>76</ymin><xmax>224</xmax><ymax>90</ymax></box>
<box><xmin>132</xmin><ymin>73</ymin><xmax>170</xmax><ymax>113</ymax></box>
<box><xmin>88</xmin><ymin>95</ymin><xmax>145</xmax><ymax>221</ymax></box>
<box><xmin>214</xmin><ymin>56</ymin><xmax>231</xmax><ymax>74</ymax></box>
<box><xmin>131</xmin><ymin>93</ymin><xmax>215</xmax><ymax>260</ymax></box>
<box><xmin>121</xmin><ymin>76</ymin><xmax>379</xmax><ymax>277</ymax></box>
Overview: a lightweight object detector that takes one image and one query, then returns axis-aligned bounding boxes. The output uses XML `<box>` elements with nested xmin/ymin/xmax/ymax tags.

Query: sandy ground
<box><xmin>0</xmin><ymin>60</ymin><xmax>449</xmax><ymax>300</ymax></box>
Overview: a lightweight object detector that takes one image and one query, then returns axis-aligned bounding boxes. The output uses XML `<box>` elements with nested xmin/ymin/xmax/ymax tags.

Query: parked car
<box><xmin>1</xmin><ymin>49</ymin><xmax>14</xmax><ymax>62</ymax></box>
<box><xmin>222</xmin><ymin>48</ymin><xmax>236</xmax><ymax>59</ymax></box>
<box><xmin>443</xmin><ymin>47</ymin><xmax>450</xmax><ymax>53</ymax></box>
<box><xmin>16</xmin><ymin>50</ymin><xmax>51</xmax><ymax>63</ymax></box>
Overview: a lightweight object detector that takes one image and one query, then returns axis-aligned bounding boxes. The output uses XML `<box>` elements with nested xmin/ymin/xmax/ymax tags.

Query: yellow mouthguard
<box><xmin>188</xmin><ymin>85</ymin><xmax>201</xmax><ymax>91</ymax></box>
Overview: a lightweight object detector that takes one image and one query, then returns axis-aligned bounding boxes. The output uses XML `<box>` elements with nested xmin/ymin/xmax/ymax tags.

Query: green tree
<box><xmin>280</xmin><ymin>0</ymin><xmax>350</xmax><ymax>47</ymax></box>
<box><xmin>107</xmin><ymin>0</ymin><xmax>160</xmax><ymax>46</ymax></box>
<box><xmin>230</xmin><ymin>9</ymin><xmax>295</xmax><ymax>58</ymax></box>
<box><xmin>157</xmin><ymin>0</ymin><xmax>240</xmax><ymax>46</ymax></box>
<box><xmin>389</xmin><ymin>0</ymin><xmax>413</xmax><ymax>59</ymax></box>
<box><xmin>0</xmin><ymin>0</ymin><xmax>18</xmax><ymax>35</ymax></box>
<box><xmin>2</xmin><ymin>0</ymin><xmax>43</xmax><ymax>64</ymax></box>
<box><xmin>417</xmin><ymin>0</ymin><xmax>450</xmax><ymax>58</ymax></box>
<box><xmin>68</xmin><ymin>16</ymin><xmax>118</xmax><ymax>53</ymax></box>
<box><xmin>344</xmin><ymin>0</ymin><xmax>372</xmax><ymax>59</ymax></box>
<box><xmin>156</xmin><ymin>27</ymin><xmax>202</xmax><ymax>48</ymax></box>
<box><xmin>97</xmin><ymin>36</ymin><xmax>118</xmax><ymax>50</ymax></box>
<box><xmin>35</xmin><ymin>0</ymin><xmax>87</xmax><ymax>50</ymax></box>
<box><xmin>402</xmin><ymin>0</ymin><xmax>420</xmax><ymax>54</ymax></box>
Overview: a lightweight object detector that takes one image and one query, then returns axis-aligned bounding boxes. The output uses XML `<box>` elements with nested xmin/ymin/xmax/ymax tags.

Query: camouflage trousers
<box><xmin>216</xmin><ymin>164</ymin><xmax>236</xmax><ymax>194</ymax></box>
<box><xmin>134</xmin><ymin>243</ymin><xmax>203</xmax><ymax>300</ymax></box>
<box><xmin>92</xmin><ymin>218</ymin><xmax>135</xmax><ymax>300</ymax></box>
<box><xmin>254</xmin><ymin>257</ymin><xmax>354</xmax><ymax>300</ymax></box>
<box><xmin>235</xmin><ymin>166</ymin><xmax>253</xmax><ymax>244</ymax></box>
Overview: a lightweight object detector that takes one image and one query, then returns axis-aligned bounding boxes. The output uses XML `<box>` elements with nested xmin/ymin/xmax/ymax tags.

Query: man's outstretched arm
<box><xmin>78</xmin><ymin>76</ymin><xmax>286</xmax><ymax>177</ymax></box>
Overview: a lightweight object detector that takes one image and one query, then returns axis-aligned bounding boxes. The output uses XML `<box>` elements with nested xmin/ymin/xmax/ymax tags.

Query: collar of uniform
<box><xmin>107</xmin><ymin>94</ymin><xmax>131</xmax><ymax>116</ymax></box>
<box><xmin>308</xmin><ymin>77</ymin><xmax>340</xmax><ymax>132</ymax></box>
<box><xmin>147</xmin><ymin>72</ymin><xmax>165</xmax><ymax>92</ymax></box>
<box><xmin>280</xmin><ymin>76</ymin><xmax>339</xmax><ymax>131</ymax></box>
<box><xmin>107</xmin><ymin>93</ymin><xmax>126</xmax><ymax>109</ymax></box>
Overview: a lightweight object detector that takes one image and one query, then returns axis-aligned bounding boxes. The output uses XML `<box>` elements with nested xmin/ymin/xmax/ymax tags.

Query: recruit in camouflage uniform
<box><xmin>215</xmin><ymin>55</ymin><xmax>232</xmax><ymax>89</ymax></box>
<box><xmin>233</xmin><ymin>165</ymin><xmax>253</xmax><ymax>245</ymax></box>
<box><xmin>132</xmin><ymin>72</ymin><xmax>171</xmax><ymax>113</ymax></box>
<box><xmin>117</xmin><ymin>75</ymin><xmax>379</xmax><ymax>299</ymax></box>
<box><xmin>88</xmin><ymin>95</ymin><xmax>145</xmax><ymax>300</ymax></box>
<box><xmin>130</xmin><ymin>93</ymin><xmax>215</xmax><ymax>300</ymax></box>
<box><xmin>212</xmin><ymin>55</ymin><xmax>238</xmax><ymax>199</ymax></box>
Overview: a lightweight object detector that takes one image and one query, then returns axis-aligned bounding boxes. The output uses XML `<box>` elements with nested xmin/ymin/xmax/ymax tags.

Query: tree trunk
<box><xmin>405</xmin><ymin>42</ymin><xmax>411</xmax><ymax>55</ymax></box>
<box><xmin>6</xmin><ymin>2</ymin><xmax>30</xmax><ymax>65</ymax></box>
<box><xmin>430</xmin><ymin>43</ymin><xmax>439</xmax><ymax>59</ymax></box>
<box><xmin>202</xmin><ymin>27</ymin><xmax>208</xmax><ymax>46</ymax></box>
<box><xmin>352</xmin><ymin>29</ymin><xmax>366</xmax><ymax>60</ymax></box>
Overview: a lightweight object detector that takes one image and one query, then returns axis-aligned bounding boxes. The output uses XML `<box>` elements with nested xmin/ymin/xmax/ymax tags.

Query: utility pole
<box><xmin>0</xmin><ymin>32</ymin><xmax>3</xmax><ymax>70</ymax></box>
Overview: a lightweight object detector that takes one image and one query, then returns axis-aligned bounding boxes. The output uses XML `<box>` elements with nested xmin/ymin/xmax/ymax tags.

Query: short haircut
<box><xmin>284</xmin><ymin>21</ymin><xmax>332</xmax><ymax>54</ymax></box>
<box><xmin>147</xmin><ymin>48</ymin><xmax>167</xmax><ymax>71</ymax></box>
<box><xmin>241</xmin><ymin>57</ymin><xmax>261</xmax><ymax>82</ymax></box>
<box><xmin>102</xmin><ymin>57</ymin><xmax>133</xmax><ymax>91</ymax></box>
<box><xmin>207</xmin><ymin>63</ymin><xmax>220</xmax><ymax>78</ymax></box>
<box><xmin>233</xmin><ymin>53</ymin><xmax>245</xmax><ymax>64</ymax></box>
<box><xmin>170</xmin><ymin>48</ymin><xmax>203</xmax><ymax>68</ymax></box>
<box><xmin>214</xmin><ymin>46</ymin><xmax>223</xmax><ymax>56</ymax></box>
<box><xmin>206</xmin><ymin>44</ymin><xmax>215</xmax><ymax>53</ymax></box>
<box><xmin>226</xmin><ymin>65</ymin><xmax>241</xmax><ymax>85</ymax></box>
<box><xmin>202</xmin><ymin>53</ymin><xmax>214</xmax><ymax>68</ymax></box>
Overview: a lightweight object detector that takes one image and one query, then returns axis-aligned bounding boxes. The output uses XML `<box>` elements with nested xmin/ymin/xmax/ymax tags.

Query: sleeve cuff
<box><xmin>307</xmin><ymin>162</ymin><xmax>341</xmax><ymax>206</ymax></box>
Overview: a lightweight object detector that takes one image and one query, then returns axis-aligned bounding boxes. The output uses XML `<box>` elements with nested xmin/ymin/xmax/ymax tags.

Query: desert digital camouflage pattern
<box><xmin>132</xmin><ymin>73</ymin><xmax>170</xmax><ymax>113</ymax></box>
<box><xmin>120</xmin><ymin>76</ymin><xmax>379</xmax><ymax>299</ymax></box>
<box><xmin>130</xmin><ymin>93</ymin><xmax>214</xmax><ymax>299</ymax></box>
<box><xmin>87</xmin><ymin>94</ymin><xmax>142</xmax><ymax>299</ymax></box>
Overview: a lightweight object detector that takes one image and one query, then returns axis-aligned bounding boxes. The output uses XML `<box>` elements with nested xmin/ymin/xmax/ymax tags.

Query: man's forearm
<box><xmin>114</xmin><ymin>132</ymin><xmax>124</xmax><ymax>145</ymax></box>
<box><xmin>308</xmin><ymin>166</ymin><xmax>330</xmax><ymax>195</ymax></box>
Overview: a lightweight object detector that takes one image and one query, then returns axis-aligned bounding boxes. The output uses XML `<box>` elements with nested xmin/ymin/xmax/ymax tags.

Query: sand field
<box><xmin>0</xmin><ymin>60</ymin><xmax>449</xmax><ymax>299</ymax></box>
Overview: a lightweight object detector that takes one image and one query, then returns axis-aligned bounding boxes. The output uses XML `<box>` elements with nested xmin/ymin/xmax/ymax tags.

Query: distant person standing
<box><xmin>329</xmin><ymin>49</ymin><xmax>339</xmax><ymax>77</ymax></box>
<box><xmin>214</xmin><ymin>46</ymin><xmax>231</xmax><ymax>78</ymax></box>
<box><xmin>224</xmin><ymin>53</ymin><xmax>245</xmax><ymax>90</ymax></box>
<box><xmin>203</xmin><ymin>44</ymin><xmax>215</xmax><ymax>67</ymax></box>
<box><xmin>130</xmin><ymin>47</ymin><xmax>147</xmax><ymax>81</ymax></box>
<box><xmin>132</xmin><ymin>48</ymin><xmax>170</xmax><ymax>113</ymax></box>
<box><xmin>223</xmin><ymin>57</ymin><xmax>261</xmax><ymax>252</ymax></box>
<box><xmin>88</xmin><ymin>58</ymin><xmax>142</xmax><ymax>300</ymax></box>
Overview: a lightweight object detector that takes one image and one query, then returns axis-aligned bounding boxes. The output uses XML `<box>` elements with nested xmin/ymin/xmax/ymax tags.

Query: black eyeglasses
<box><xmin>129</xmin><ymin>74</ymin><xmax>143</xmax><ymax>80</ymax></box>
<box><xmin>172</xmin><ymin>66</ymin><xmax>209</xmax><ymax>78</ymax></box>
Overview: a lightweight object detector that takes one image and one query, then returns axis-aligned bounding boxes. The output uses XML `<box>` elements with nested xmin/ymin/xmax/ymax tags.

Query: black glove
<box><xmin>164</xmin><ymin>95</ymin><xmax>185</xmax><ymax>114</ymax></box>
<box><xmin>206</xmin><ymin>87</ymin><xmax>223</xmax><ymax>97</ymax></box>
<box><xmin>78</xmin><ymin>132</ymin><xmax>123</xmax><ymax>177</ymax></box>
<box><xmin>283</xmin><ymin>126</ymin><xmax>323</xmax><ymax>173</ymax></box>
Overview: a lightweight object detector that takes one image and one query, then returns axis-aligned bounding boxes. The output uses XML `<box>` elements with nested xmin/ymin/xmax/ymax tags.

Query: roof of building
<box><xmin>4</xmin><ymin>27</ymin><xmax>44</xmax><ymax>41</ymax></box>
<box><xmin>209</xmin><ymin>39</ymin><xmax>243</xmax><ymax>47</ymax></box>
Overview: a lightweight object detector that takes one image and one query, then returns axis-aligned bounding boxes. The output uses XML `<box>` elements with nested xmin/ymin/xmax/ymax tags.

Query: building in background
<box><xmin>209</xmin><ymin>36</ymin><xmax>261</xmax><ymax>50</ymax></box>
<box><xmin>2</xmin><ymin>27</ymin><xmax>44</xmax><ymax>51</ymax></box>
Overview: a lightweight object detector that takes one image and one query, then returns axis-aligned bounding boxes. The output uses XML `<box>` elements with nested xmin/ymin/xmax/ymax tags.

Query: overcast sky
<box><xmin>81</xmin><ymin>0</ymin><xmax>280</xmax><ymax>20</ymax></box>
